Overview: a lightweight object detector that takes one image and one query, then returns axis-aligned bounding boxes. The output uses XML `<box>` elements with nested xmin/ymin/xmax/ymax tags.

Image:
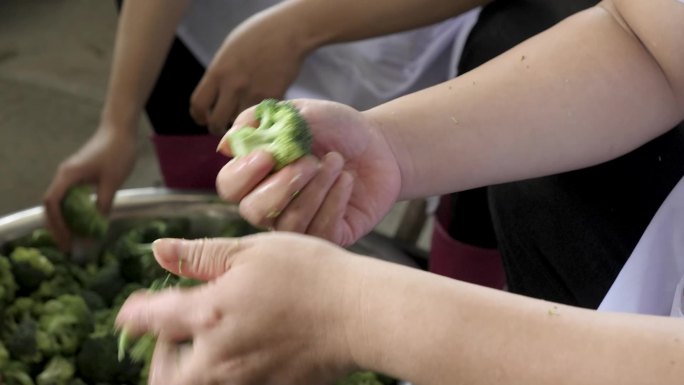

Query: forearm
<box><xmin>365</xmin><ymin>0</ymin><xmax>684</xmax><ymax>199</ymax></box>
<box><xmin>349</xmin><ymin>258</ymin><xmax>684</xmax><ymax>385</ymax></box>
<box><xmin>269</xmin><ymin>0</ymin><xmax>489</xmax><ymax>53</ymax></box>
<box><xmin>101</xmin><ymin>0</ymin><xmax>192</xmax><ymax>130</ymax></box>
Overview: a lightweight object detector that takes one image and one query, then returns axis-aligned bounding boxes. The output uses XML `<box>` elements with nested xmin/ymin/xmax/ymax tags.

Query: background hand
<box><xmin>215</xmin><ymin>99</ymin><xmax>402</xmax><ymax>246</ymax></box>
<box><xmin>43</xmin><ymin>124</ymin><xmax>137</xmax><ymax>250</ymax></box>
<box><xmin>116</xmin><ymin>234</ymin><xmax>359</xmax><ymax>385</ymax></box>
<box><xmin>189</xmin><ymin>8</ymin><xmax>307</xmax><ymax>134</ymax></box>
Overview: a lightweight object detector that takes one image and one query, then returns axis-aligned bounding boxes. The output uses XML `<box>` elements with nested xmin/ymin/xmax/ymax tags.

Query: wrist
<box><xmin>340</xmin><ymin>256</ymin><xmax>399</xmax><ymax>375</ymax></box>
<box><xmin>271</xmin><ymin>1</ymin><xmax>343</xmax><ymax>53</ymax></box>
<box><xmin>99</xmin><ymin>102</ymin><xmax>141</xmax><ymax>136</ymax></box>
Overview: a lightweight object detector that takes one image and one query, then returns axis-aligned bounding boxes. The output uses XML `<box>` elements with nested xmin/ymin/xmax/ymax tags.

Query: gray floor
<box><xmin>0</xmin><ymin>0</ymin><xmax>432</xmax><ymax>250</ymax></box>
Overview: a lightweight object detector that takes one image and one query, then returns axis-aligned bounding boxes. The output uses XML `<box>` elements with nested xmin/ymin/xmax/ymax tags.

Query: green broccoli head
<box><xmin>36</xmin><ymin>356</ymin><xmax>75</xmax><ymax>385</ymax></box>
<box><xmin>1</xmin><ymin>297</ymin><xmax>45</xmax><ymax>364</ymax></box>
<box><xmin>336</xmin><ymin>372</ymin><xmax>395</xmax><ymax>385</ymax></box>
<box><xmin>228</xmin><ymin>99</ymin><xmax>312</xmax><ymax>170</ymax></box>
<box><xmin>10</xmin><ymin>247</ymin><xmax>56</xmax><ymax>291</ymax></box>
<box><xmin>31</xmin><ymin>266</ymin><xmax>82</xmax><ymax>302</ymax></box>
<box><xmin>3</xmin><ymin>316</ymin><xmax>43</xmax><ymax>364</ymax></box>
<box><xmin>76</xmin><ymin>335</ymin><xmax>141</xmax><ymax>384</ymax></box>
<box><xmin>113</xmin><ymin>220</ymin><xmax>187</xmax><ymax>285</ymax></box>
<box><xmin>1</xmin><ymin>360</ymin><xmax>36</xmax><ymax>385</ymax></box>
<box><xmin>0</xmin><ymin>255</ymin><xmax>18</xmax><ymax>307</ymax></box>
<box><xmin>0</xmin><ymin>340</ymin><xmax>10</xmax><ymax>370</ymax></box>
<box><xmin>84</xmin><ymin>259</ymin><xmax>126</xmax><ymax>305</ymax></box>
<box><xmin>60</xmin><ymin>184</ymin><xmax>108</xmax><ymax>239</ymax></box>
<box><xmin>38</xmin><ymin>295</ymin><xmax>94</xmax><ymax>356</ymax></box>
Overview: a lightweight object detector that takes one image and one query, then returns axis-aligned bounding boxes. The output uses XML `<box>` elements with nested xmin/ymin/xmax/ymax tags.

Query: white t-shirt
<box><xmin>598</xmin><ymin>175</ymin><xmax>684</xmax><ymax>317</ymax></box>
<box><xmin>176</xmin><ymin>0</ymin><xmax>480</xmax><ymax>110</ymax></box>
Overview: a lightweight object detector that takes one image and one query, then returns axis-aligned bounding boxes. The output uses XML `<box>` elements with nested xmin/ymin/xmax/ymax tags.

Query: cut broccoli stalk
<box><xmin>228</xmin><ymin>99</ymin><xmax>312</xmax><ymax>170</ymax></box>
<box><xmin>60</xmin><ymin>184</ymin><xmax>108</xmax><ymax>239</ymax></box>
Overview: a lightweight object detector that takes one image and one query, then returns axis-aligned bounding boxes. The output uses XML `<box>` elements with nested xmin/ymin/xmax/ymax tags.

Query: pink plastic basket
<box><xmin>151</xmin><ymin>134</ymin><xmax>230</xmax><ymax>191</ymax></box>
<box><xmin>429</xmin><ymin>195</ymin><xmax>507</xmax><ymax>290</ymax></box>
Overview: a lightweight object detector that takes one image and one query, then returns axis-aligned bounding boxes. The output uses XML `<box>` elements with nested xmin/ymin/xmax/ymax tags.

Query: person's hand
<box><xmin>215</xmin><ymin>99</ymin><xmax>402</xmax><ymax>246</ymax></box>
<box><xmin>190</xmin><ymin>7</ymin><xmax>308</xmax><ymax>134</ymax></box>
<box><xmin>116</xmin><ymin>234</ymin><xmax>362</xmax><ymax>385</ymax></box>
<box><xmin>43</xmin><ymin>124</ymin><xmax>137</xmax><ymax>250</ymax></box>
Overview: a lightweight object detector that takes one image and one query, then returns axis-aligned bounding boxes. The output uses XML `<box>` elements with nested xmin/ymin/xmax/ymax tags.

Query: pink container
<box><xmin>429</xmin><ymin>195</ymin><xmax>507</xmax><ymax>290</ymax></box>
<box><xmin>151</xmin><ymin>134</ymin><xmax>231</xmax><ymax>191</ymax></box>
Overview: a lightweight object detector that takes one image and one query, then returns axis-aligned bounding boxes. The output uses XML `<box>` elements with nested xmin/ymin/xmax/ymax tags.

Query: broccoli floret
<box><xmin>0</xmin><ymin>255</ymin><xmax>18</xmax><ymax>308</ymax></box>
<box><xmin>84</xmin><ymin>259</ymin><xmax>126</xmax><ymax>305</ymax></box>
<box><xmin>79</xmin><ymin>289</ymin><xmax>106</xmax><ymax>312</ymax></box>
<box><xmin>4</xmin><ymin>316</ymin><xmax>43</xmax><ymax>364</ymax></box>
<box><xmin>66</xmin><ymin>378</ymin><xmax>86</xmax><ymax>385</ymax></box>
<box><xmin>337</xmin><ymin>372</ymin><xmax>395</xmax><ymax>385</ymax></box>
<box><xmin>38</xmin><ymin>295</ymin><xmax>93</xmax><ymax>357</ymax></box>
<box><xmin>0</xmin><ymin>340</ymin><xmax>10</xmax><ymax>370</ymax></box>
<box><xmin>112</xmin><ymin>220</ymin><xmax>187</xmax><ymax>286</ymax></box>
<box><xmin>60</xmin><ymin>184</ymin><xmax>108</xmax><ymax>239</ymax></box>
<box><xmin>3</xmin><ymin>229</ymin><xmax>57</xmax><ymax>253</ymax></box>
<box><xmin>228</xmin><ymin>99</ymin><xmax>312</xmax><ymax>170</ymax></box>
<box><xmin>76</xmin><ymin>335</ymin><xmax>141</xmax><ymax>384</ymax></box>
<box><xmin>112</xmin><ymin>283</ymin><xmax>145</xmax><ymax>309</ymax></box>
<box><xmin>10</xmin><ymin>247</ymin><xmax>56</xmax><ymax>292</ymax></box>
<box><xmin>36</xmin><ymin>356</ymin><xmax>75</xmax><ymax>385</ymax></box>
<box><xmin>31</xmin><ymin>266</ymin><xmax>81</xmax><ymax>302</ymax></box>
<box><xmin>1</xmin><ymin>361</ymin><xmax>36</xmax><ymax>385</ymax></box>
<box><xmin>2</xmin><ymin>298</ymin><xmax>44</xmax><ymax>364</ymax></box>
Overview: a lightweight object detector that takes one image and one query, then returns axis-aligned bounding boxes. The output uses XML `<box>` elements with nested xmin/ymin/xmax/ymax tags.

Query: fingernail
<box><xmin>152</xmin><ymin>238</ymin><xmax>181</xmax><ymax>261</ymax></box>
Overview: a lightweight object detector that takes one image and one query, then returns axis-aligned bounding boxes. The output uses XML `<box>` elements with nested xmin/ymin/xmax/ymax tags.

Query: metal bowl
<box><xmin>0</xmin><ymin>187</ymin><xmax>416</xmax><ymax>267</ymax></box>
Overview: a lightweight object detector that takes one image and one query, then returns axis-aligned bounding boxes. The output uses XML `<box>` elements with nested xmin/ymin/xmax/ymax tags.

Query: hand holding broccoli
<box><xmin>216</xmin><ymin>99</ymin><xmax>402</xmax><ymax>246</ymax></box>
<box><xmin>115</xmin><ymin>235</ymin><xmax>365</xmax><ymax>385</ymax></box>
<box><xmin>43</xmin><ymin>125</ymin><xmax>136</xmax><ymax>250</ymax></box>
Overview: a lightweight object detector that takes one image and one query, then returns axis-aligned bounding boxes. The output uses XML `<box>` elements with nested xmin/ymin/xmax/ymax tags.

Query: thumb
<box><xmin>153</xmin><ymin>238</ymin><xmax>247</xmax><ymax>281</ymax></box>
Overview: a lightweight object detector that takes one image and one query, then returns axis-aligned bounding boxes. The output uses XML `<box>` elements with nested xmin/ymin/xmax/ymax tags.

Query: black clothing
<box><xmin>116</xmin><ymin>0</ymin><xmax>208</xmax><ymax>135</ymax></box>
<box><xmin>450</xmin><ymin>0</ymin><xmax>684</xmax><ymax>308</ymax></box>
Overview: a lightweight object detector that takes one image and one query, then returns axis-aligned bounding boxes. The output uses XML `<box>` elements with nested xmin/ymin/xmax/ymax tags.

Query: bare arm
<box><xmin>268</xmin><ymin>0</ymin><xmax>490</xmax><ymax>54</ymax></box>
<box><xmin>365</xmin><ymin>0</ymin><xmax>684</xmax><ymax>199</ymax></box>
<box><xmin>117</xmin><ymin>235</ymin><xmax>684</xmax><ymax>385</ymax></box>
<box><xmin>102</xmin><ymin>0</ymin><xmax>192</xmax><ymax>130</ymax></box>
<box><xmin>351</xmin><ymin>256</ymin><xmax>684</xmax><ymax>385</ymax></box>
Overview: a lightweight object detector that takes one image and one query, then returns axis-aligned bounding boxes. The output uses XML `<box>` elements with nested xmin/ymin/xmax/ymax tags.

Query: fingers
<box><xmin>116</xmin><ymin>287</ymin><xmax>221</xmax><ymax>342</ymax></box>
<box><xmin>274</xmin><ymin>152</ymin><xmax>345</xmax><ymax>233</ymax></box>
<box><xmin>216</xmin><ymin>150</ymin><xmax>278</xmax><ymax>202</ymax></box>
<box><xmin>95</xmin><ymin>180</ymin><xmax>117</xmax><ymax>215</ymax></box>
<box><xmin>215</xmin><ymin>150</ymin><xmax>351</xmax><ymax>238</ymax></box>
<box><xmin>190</xmin><ymin>75</ymin><xmax>218</xmax><ymax>127</ymax></box>
<box><xmin>238</xmin><ymin>156</ymin><xmax>321</xmax><ymax>229</ymax></box>
<box><xmin>152</xmin><ymin>238</ymin><xmax>249</xmax><ymax>281</ymax></box>
<box><xmin>150</xmin><ymin>339</ymin><xmax>212</xmax><ymax>385</ymax></box>
<box><xmin>207</xmin><ymin>89</ymin><xmax>239</xmax><ymax>135</ymax></box>
<box><xmin>43</xmin><ymin>167</ymin><xmax>78</xmax><ymax>251</ymax></box>
<box><xmin>307</xmin><ymin>171</ymin><xmax>354</xmax><ymax>245</ymax></box>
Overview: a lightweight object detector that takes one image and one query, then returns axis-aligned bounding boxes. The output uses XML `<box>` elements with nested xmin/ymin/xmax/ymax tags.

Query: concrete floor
<box><xmin>1</xmin><ymin>0</ymin><xmax>167</xmax><ymax>216</ymax></box>
<box><xmin>0</xmin><ymin>0</ymin><xmax>432</xmax><ymax>251</ymax></box>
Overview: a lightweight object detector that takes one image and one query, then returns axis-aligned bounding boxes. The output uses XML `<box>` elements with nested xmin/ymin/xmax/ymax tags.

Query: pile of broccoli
<box><xmin>227</xmin><ymin>99</ymin><xmax>312</xmax><ymax>170</ymax></box>
<box><xmin>0</xmin><ymin>190</ymin><xmax>268</xmax><ymax>385</ymax></box>
<box><xmin>1</xmin><ymin>180</ymin><xmax>393</xmax><ymax>384</ymax></box>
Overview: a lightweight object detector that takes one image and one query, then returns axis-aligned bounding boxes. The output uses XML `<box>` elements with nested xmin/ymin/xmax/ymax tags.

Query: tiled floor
<box><xmin>0</xmin><ymin>0</ymin><xmax>432</xmax><ymax>252</ymax></box>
